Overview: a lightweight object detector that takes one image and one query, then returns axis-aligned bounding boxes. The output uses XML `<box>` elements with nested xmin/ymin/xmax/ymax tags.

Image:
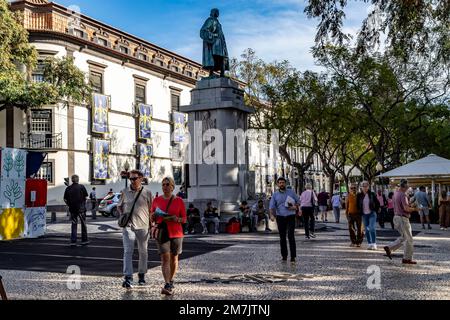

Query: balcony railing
<box><xmin>20</xmin><ymin>132</ymin><xmax>62</xmax><ymax>151</ymax></box>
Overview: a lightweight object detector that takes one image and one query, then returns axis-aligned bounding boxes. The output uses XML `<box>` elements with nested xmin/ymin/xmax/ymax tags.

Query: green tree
<box><xmin>0</xmin><ymin>0</ymin><xmax>91</xmax><ymax>116</ymax></box>
<box><xmin>305</xmin><ymin>0</ymin><xmax>450</xmax><ymax>65</ymax></box>
<box><xmin>315</xmin><ymin>45</ymin><xmax>450</xmax><ymax>173</ymax></box>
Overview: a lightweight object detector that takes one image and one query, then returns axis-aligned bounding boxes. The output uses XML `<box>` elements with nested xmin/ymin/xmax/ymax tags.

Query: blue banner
<box><xmin>138</xmin><ymin>104</ymin><xmax>153</xmax><ymax>140</ymax></box>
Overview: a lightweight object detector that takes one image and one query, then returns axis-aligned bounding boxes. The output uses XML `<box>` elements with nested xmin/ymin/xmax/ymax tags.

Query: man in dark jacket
<box><xmin>64</xmin><ymin>175</ymin><xmax>89</xmax><ymax>246</ymax></box>
<box><xmin>356</xmin><ymin>181</ymin><xmax>380</xmax><ymax>250</ymax></box>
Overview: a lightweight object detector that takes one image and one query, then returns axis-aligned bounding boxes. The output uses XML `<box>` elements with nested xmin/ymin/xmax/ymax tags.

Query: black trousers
<box><xmin>301</xmin><ymin>207</ymin><xmax>315</xmax><ymax>237</ymax></box>
<box><xmin>378</xmin><ymin>207</ymin><xmax>386</xmax><ymax>228</ymax></box>
<box><xmin>276</xmin><ymin>215</ymin><xmax>297</xmax><ymax>259</ymax></box>
<box><xmin>70</xmin><ymin>210</ymin><xmax>88</xmax><ymax>243</ymax></box>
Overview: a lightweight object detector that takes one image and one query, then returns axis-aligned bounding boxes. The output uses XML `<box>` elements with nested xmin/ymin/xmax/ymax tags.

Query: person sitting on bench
<box><xmin>251</xmin><ymin>200</ymin><xmax>272</xmax><ymax>232</ymax></box>
<box><xmin>239</xmin><ymin>201</ymin><xmax>253</xmax><ymax>232</ymax></box>
<box><xmin>201</xmin><ymin>202</ymin><xmax>220</xmax><ymax>234</ymax></box>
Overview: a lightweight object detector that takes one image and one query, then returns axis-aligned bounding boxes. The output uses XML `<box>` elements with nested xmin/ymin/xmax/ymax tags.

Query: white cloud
<box><xmin>173</xmin><ymin>1</ymin><xmax>370</xmax><ymax>72</ymax></box>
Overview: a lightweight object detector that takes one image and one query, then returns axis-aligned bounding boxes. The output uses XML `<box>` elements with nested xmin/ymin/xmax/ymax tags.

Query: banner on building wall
<box><xmin>138</xmin><ymin>103</ymin><xmax>153</xmax><ymax>140</ymax></box>
<box><xmin>93</xmin><ymin>139</ymin><xmax>110</xmax><ymax>180</ymax></box>
<box><xmin>173</xmin><ymin>112</ymin><xmax>187</xmax><ymax>143</ymax></box>
<box><xmin>139</xmin><ymin>143</ymin><xmax>153</xmax><ymax>179</ymax></box>
<box><xmin>92</xmin><ymin>93</ymin><xmax>110</xmax><ymax>134</ymax></box>
<box><xmin>0</xmin><ymin>148</ymin><xmax>27</xmax><ymax>240</ymax></box>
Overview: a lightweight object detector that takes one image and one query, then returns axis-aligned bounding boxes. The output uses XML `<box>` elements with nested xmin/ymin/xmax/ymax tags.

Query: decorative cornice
<box><xmin>10</xmin><ymin>0</ymin><xmax>209</xmax><ymax>80</ymax></box>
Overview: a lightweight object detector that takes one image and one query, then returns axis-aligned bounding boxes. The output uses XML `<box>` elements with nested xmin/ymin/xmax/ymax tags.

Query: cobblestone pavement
<box><xmin>1</xmin><ymin>214</ymin><xmax>449</xmax><ymax>300</ymax></box>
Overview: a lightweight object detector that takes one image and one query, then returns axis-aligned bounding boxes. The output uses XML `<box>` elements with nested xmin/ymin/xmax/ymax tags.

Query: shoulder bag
<box><xmin>118</xmin><ymin>187</ymin><xmax>144</xmax><ymax>228</ymax></box>
<box><xmin>151</xmin><ymin>196</ymin><xmax>175</xmax><ymax>243</ymax></box>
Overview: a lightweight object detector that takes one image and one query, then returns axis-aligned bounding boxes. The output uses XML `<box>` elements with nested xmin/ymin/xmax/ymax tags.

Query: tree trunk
<box><xmin>329</xmin><ymin>175</ymin><xmax>335</xmax><ymax>194</ymax></box>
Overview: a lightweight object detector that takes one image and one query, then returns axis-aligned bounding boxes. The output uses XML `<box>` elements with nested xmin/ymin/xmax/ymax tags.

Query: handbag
<box><xmin>118</xmin><ymin>187</ymin><xmax>144</xmax><ymax>228</ymax></box>
<box><xmin>151</xmin><ymin>196</ymin><xmax>175</xmax><ymax>242</ymax></box>
<box><xmin>310</xmin><ymin>190</ymin><xmax>317</xmax><ymax>208</ymax></box>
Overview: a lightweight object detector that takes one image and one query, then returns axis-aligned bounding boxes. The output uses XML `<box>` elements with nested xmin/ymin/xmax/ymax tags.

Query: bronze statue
<box><xmin>200</xmin><ymin>8</ymin><xmax>229</xmax><ymax>78</ymax></box>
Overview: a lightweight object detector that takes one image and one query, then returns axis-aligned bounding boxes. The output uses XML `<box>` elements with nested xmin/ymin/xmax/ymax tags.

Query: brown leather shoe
<box><xmin>384</xmin><ymin>246</ymin><xmax>392</xmax><ymax>260</ymax></box>
<box><xmin>402</xmin><ymin>259</ymin><xmax>417</xmax><ymax>265</ymax></box>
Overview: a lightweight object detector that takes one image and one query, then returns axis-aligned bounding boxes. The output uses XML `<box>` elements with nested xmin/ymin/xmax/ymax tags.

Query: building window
<box><xmin>74</xmin><ymin>29</ymin><xmax>85</xmax><ymax>38</ymax></box>
<box><xmin>185</xmin><ymin>71</ymin><xmax>193</xmax><ymax>77</ymax></box>
<box><xmin>173</xmin><ymin>166</ymin><xmax>182</xmax><ymax>185</ymax></box>
<box><xmin>170</xmin><ymin>93</ymin><xmax>180</xmax><ymax>147</ymax></box>
<box><xmin>119</xmin><ymin>46</ymin><xmax>129</xmax><ymax>55</ymax></box>
<box><xmin>31</xmin><ymin>109</ymin><xmax>52</xmax><ymax>133</ymax></box>
<box><xmin>171</xmin><ymin>93</ymin><xmax>180</xmax><ymax>112</ymax></box>
<box><xmin>31</xmin><ymin>59</ymin><xmax>46</xmax><ymax>83</ymax></box>
<box><xmin>138</xmin><ymin>53</ymin><xmax>147</xmax><ymax>61</ymax></box>
<box><xmin>171</xmin><ymin>65</ymin><xmax>179</xmax><ymax>73</ymax></box>
<box><xmin>36</xmin><ymin>161</ymin><xmax>54</xmax><ymax>184</ymax></box>
<box><xmin>97</xmin><ymin>38</ymin><xmax>108</xmax><ymax>47</ymax></box>
<box><xmin>135</xmin><ymin>84</ymin><xmax>146</xmax><ymax>105</ymax></box>
<box><xmin>156</xmin><ymin>60</ymin><xmax>164</xmax><ymax>67</ymax></box>
<box><xmin>90</xmin><ymin>71</ymin><xmax>103</xmax><ymax>94</ymax></box>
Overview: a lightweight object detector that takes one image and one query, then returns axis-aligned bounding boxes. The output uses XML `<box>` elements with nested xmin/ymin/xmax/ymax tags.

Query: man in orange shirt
<box><xmin>346</xmin><ymin>183</ymin><xmax>363</xmax><ymax>247</ymax></box>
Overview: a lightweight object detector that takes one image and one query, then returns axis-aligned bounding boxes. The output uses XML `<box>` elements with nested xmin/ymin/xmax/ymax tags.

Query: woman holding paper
<box><xmin>151</xmin><ymin>177</ymin><xmax>186</xmax><ymax>296</ymax></box>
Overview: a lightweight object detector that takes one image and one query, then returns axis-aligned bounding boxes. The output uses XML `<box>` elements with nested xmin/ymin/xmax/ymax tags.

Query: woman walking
<box><xmin>151</xmin><ymin>177</ymin><xmax>187</xmax><ymax>295</ymax></box>
<box><xmin>357</xmin><ymin>181</ymin><xmax>380</xmax><ymax>250</ymax></box>
<box><xmin>439</xmin><ymin>191</ymin><xmax>450</xmax><ymax>231</ymax></box>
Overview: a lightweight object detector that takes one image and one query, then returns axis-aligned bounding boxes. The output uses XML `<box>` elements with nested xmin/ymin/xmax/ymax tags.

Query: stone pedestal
<box><xmin>180</xmin><ymin>77</ymin><xmax>254</xmax><ymax>218</ymax></box>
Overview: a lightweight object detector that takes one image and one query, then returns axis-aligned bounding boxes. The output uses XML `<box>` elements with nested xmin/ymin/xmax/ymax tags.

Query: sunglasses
<box><xmin>129</xmin><ymin>177</ymin><xmax>139</xmax><ymax>181</ymax></box>
<box><xmin>162</xmin><ymin>183</ymin><xmax>171</xmax><ymax>187</ymax></box>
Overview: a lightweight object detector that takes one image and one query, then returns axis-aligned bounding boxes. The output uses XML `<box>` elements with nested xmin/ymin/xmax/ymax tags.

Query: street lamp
<box><xmin>121</xmin><ymin>160</ymin><xmax>131</xmax><ymax>189</ymax></box>
<box><xmin>376</xmin><ymin>162</ymin><xmax>383</xmax><ymax>173</ymax></box>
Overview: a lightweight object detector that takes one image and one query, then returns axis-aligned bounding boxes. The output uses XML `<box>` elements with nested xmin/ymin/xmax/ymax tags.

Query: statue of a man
<box><xmin>200</xmin><ymin>8</ymin><xmax>229</xmax><ymax>78</ymax></box>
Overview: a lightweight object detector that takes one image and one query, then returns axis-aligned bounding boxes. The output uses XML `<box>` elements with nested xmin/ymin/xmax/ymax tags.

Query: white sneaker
<box><xmin>372</xmin><ymin>244</ymin><xmax>378</xmax><ymax>250</ymax></box>
<box><xmin>215</xmin><ymin>231</ymin><xmax>219</xmax><ymax>234</ymax></box>
<box><xmin>367</xmin><ymin>244</ymin><xmax>373</xmax><ymax>250</ymax></box>
<box><xmin>202</xmin><ymin>230</ymin><xmax>207</xmax><ymax>235</ymax></box>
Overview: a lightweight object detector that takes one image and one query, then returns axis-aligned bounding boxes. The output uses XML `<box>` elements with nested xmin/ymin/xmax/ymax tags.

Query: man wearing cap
<box><xmin>269</xmin><ymin>177</ymin><xmax>300</xmax><ymax>263</ymax></box>
<box><xmin>384</xmin><ymin>180</ymin><xmax>417</xmax><ymax>264</ymax></box>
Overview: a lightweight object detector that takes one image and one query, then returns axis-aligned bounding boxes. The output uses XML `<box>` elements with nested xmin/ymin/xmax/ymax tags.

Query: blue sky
<box><xmin>54</xmin><ymin>0</ymin><xmax>369</xmax><ymax>71</ymax></box>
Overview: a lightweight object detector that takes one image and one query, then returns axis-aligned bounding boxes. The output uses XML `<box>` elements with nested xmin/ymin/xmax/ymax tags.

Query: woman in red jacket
<box><xmin>151</xmin><ymin>177</ymin><xmax>186</xmax><ymax>296</ymax></box>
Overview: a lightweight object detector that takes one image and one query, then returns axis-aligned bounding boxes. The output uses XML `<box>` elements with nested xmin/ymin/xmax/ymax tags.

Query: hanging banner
<box><xmin>92</xmin><ymin>93</ymin><xmax>110</xmax><ymax>134</ymax></box>
<box><xmin>139</xmin><ymin>143</ymin><xmax>153</xmax><ymax>179</ymax></box>
<box><xmin>173</xmin><ymin>112</ymin><xmax>187</xmax><ymax>143</ymax></box>
<box><xmin>138</xmin><ymin>103</ymin><xmax>153</xmax><ymax>140</ymax></box>
<box><xmin>0</xmin><ymin>148</ymin><xmax>27</xmax><ymax>241</ymax></box>
<box><xmin>93</xmin><ymin>139</ymin><xmax>110</xmax><ymax>180</ymax></box>
<box><xmin>1</xmin><ymin>148</ymin><xmax>27</xmax><ymax>210</ymax></box>
<box><xmin>24</xmin><ymin>207</ymin><xmax>46</xmax><ymax>239</ymax></box>
<box><xmin>1</xmin><ymin>148</ymin><xmax>27</xmax><ymax>180</ymax></box>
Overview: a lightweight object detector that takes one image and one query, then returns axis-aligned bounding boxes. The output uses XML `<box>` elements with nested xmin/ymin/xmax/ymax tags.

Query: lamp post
<box><xmin>121</xmin><ymin>160</ymin><xmax>130</xmax><ymax>189</ymax></box>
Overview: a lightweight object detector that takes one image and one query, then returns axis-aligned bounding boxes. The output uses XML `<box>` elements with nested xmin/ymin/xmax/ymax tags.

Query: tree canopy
<box><xmin>0</xmin><ymin>0</ymin><xmax>91</xmax><ymax>113</ymax></box>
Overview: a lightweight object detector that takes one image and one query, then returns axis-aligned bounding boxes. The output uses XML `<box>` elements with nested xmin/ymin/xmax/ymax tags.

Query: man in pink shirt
<box><xmin>384</xmin><ymin>180</ymin><xmax>417</xmax><ymax>265</ymax></box>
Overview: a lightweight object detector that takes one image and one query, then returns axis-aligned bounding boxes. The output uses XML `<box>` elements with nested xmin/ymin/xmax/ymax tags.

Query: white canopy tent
<box><xmin>379</xmin><ymin>154</ymin><xmax>450</xmax><ymax>206</ymax></box>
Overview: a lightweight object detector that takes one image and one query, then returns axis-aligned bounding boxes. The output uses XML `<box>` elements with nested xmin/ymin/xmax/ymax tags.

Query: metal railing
<box><xmin>20</xmin><ymin>132</ymin><xmax>62</xmax><ymax>150</ymax></box>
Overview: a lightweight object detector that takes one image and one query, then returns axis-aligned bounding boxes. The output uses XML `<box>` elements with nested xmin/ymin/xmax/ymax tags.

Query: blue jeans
<box><xmin>122</xmin><ymin>227</ymin><xmax>149</xmax><ymax>279</ymax></box>
<box><xmin>362</xmin><ymin>212</ymin><xmax>377</xmax><ymax>244</ymax></box>
<box><xmin>333</xmin><ymin>207</ymin><xmax>341</xmax><ymax>222</ymax></box>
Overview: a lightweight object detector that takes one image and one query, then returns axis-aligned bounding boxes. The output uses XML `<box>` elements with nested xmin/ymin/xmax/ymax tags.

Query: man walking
<box><xmin>415</xmin><ymin>186</ymin><xmax>432</xmax><ymax>230</ymax></box>
<box><xmin>269</xmin><ymin>177</ymin><xmax>300</xmax><ymax>263</ymax></box>
<box><xmin>384</xmin><ymin>180</ymin><xmax>417</xmax><ymax>265</ymax></box>
<box><xmin>117</xmin><ymin>170</ymin><xmax>153</xmax><ymax>288</ymax></box>
<box><xmin>89</xmin><ymin>187</ymin><xmax>97</xmax><ymax>220</ymax></box>
<box><xmin>345</xmin><ymin>184</ymin><xmax>363</xmax><ymax>247</ymax></box>
<box><xmin>64</xmin><ymin>175</ymin><xmax>89</xmax><ymax>246</ymax></box>
<box><xmin>317</xmin><ymin>189</ymin><xmax>329</xmax><ymax>222</ymax></box>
